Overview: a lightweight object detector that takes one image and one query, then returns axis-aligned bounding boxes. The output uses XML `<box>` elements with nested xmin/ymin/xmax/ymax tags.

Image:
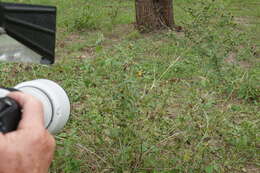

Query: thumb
<box><xmin>7</xmin><ymin>92</ymin><xmax>45</xmax><ymax>130</ymax></box>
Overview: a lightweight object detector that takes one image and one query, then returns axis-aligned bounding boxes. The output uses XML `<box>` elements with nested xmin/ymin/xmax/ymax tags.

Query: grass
<box><xmin>0</xmin><ymin>0</ymin><xmax>259</xmax><ymax>172</ymax></box>
<box><xmin>226</xmin><ymin>0</ymin><xmax>260</xmax><ymax>55</ymax></box>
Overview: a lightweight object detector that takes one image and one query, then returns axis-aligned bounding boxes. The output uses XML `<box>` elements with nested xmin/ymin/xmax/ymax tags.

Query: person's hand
<box><xmin>0</xmin><ymin>92</ymin><xmax>55</xmax><ymax>173</ymax></box>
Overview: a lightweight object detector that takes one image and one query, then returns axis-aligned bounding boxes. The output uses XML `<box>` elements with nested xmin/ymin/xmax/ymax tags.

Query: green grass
<box><xmin>0</xmin><ymin>0</ymin><xmax>259</xmax><ymax>172</ymax></box>
<box><xmin>226</xmin><ymin>0</ymin><xmax>260</xmax><ymax>53</ymax></box>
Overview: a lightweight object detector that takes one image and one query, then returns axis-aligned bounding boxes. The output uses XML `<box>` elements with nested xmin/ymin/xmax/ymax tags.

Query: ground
<box><xmin>0</xmin><ymin>0</ymin><xmax>259</xmax><ymax>172</ymax></box>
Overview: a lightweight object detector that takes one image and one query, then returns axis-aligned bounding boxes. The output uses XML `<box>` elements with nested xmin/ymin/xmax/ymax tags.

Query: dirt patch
<box><xmin>243</xmin><ymin>165</ymin><xmax>260</xmax><ymax>173</ymax></box>
<box><xmin>225</xmin><ymin>52</ymin><xmax>237</xmax><ymax>64</ymax></box>
<box><xmin>234</xmin><ymin>17</ymin><xmax>252</xmax><ymax>26</ymax></box>
<box><xmin>106</xmin><ymin>24</ymin><xmax>135</xmax><ymax>40</ymax></box>
<box><xmin>225</xmin><ymin>51</ymin><xmax>251</xmax><ymax>69</ymax></box>
<box><xmin>77</xmin><ymin>47</ymin><xmax>95</xmax><ymax>59</ymax></box>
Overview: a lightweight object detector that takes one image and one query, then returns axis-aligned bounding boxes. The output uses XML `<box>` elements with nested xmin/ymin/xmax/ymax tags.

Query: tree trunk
<box><xmin>135</xmin><ymin>0</ymin><xmax>175</xmax><ymax>32</ymax></box>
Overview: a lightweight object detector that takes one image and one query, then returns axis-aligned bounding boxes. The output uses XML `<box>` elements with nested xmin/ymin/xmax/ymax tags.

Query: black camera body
<box><xmin>0</xmin><ymin>96</ymin><xmax>21</xmax><ymax>133</ymax></box>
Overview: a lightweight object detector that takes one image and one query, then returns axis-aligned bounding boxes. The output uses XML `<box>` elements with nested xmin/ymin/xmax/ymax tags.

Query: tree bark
<box><xmin>135</xmin><ymin>0</ymin><xmax>175</xmax><ymax>32</ymax></box>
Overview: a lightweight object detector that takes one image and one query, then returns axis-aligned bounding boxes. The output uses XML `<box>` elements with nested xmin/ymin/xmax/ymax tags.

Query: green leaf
<box><xmin>205</xmin><ymin>165</ymin><xmax>214</xmax><ymax>173</ymax></box>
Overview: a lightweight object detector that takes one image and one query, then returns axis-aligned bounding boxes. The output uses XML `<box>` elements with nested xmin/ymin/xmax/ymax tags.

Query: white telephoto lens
<box><xmin>14</xmin><ymin>79</ymin><xmax>70</xmax><ymax>134</ymax></box>
<box><xmin>0</xmin><ymin>89</ymin><xmax>10</xmax><ymax>98</ymax></box>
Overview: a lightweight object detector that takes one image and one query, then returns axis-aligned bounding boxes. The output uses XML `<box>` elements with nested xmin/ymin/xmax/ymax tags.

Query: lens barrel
<box><xmin>14</xmin><ymin>79</ymin><xmax>70</xmax><ymax>134</ymax></box>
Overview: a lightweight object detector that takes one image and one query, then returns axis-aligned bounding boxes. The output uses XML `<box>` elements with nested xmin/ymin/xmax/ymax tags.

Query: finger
<box><xmin>0</xmin><ymin>132</ymin><xmax>4</xmax><ymax>138</ymax></box>
<box><xmin>7</xmin><ymin>92</ymin><xmax>45</xmax><ymax>130</ymax></box>
<box><xmin>0</xmin><ymin>132</ymin><xmax>6</xmax><ymax>150</ymax></box>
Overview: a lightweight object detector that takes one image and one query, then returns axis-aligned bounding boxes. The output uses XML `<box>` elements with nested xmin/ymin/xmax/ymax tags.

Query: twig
<box><xmin>150</xmin><ymin>55</ymin><xmax>181</xmax><ymax>90</ymax></box>
<box><xmin>143</xmin><ymin>132</ymin><xmax>183</xmax><ymax>156</ymax></box>
<box><xmin>148</xmin><ymin>34</ymin><xmax>208</xmax><ymax>92</ymax></box>
<box><xmin>76</xmin><ymin>143</ymin><xmax>108</xmax><ymax>164</ymax></box>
